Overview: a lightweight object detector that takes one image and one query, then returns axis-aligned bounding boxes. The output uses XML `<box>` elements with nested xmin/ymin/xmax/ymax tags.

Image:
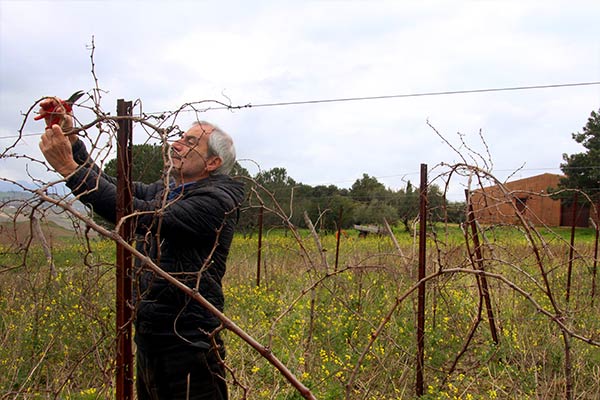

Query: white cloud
<box><xmin>1</xmin><ymin>1</ymin><xmax>599</xmax><ymax>201</ymax></box>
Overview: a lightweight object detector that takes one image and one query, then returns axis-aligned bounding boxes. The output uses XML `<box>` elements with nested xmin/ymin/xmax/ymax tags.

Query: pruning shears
<box><xmin>34</xmin><ymin>90</ymin><xmax>85</xmax><ymax>127</ymax></box>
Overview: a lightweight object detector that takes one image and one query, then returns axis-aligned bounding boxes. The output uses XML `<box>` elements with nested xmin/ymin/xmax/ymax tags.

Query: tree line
<box><xmin>106</xmin><ymin>151</ymin><xmax>465</xmax><ymax>233</ymax></box>
<box><xmin>103</xmin><ymin>107</ymin><xmax>599</xmax><ymax>232</ymax></box>
<box><xmin>235</xmin><ymin>167</ymin><xmax>465</xmax><ymax>233</ymax></box>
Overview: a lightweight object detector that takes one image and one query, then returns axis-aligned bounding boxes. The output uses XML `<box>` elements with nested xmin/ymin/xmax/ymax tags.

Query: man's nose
<box><xmin>171</xmin><ymin>140</ymin><xmax>183</xmax><ymax>151</ymax></box>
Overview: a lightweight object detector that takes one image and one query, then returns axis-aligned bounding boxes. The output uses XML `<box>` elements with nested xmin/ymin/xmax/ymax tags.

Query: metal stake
<box><xmin>116</xmin><ymin>99</ymin><xmax>134</xmax><ymax>400</ymax></box>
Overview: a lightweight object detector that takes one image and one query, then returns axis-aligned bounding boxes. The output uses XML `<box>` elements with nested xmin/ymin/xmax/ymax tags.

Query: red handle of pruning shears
<box><xmin>34</xmin><ymin>90</ymin><xmax>85</xmax><ymax>126</ymax></box>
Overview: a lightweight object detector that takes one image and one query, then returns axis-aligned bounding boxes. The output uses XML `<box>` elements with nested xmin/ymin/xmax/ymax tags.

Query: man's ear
<box><xmin>206</xmin><ymin>156</ymin><xmax>223</xmax><ymax>172</ymax></box>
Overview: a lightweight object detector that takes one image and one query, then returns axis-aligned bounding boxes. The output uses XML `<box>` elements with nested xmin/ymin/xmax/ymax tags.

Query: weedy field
<box><xmin>1</xmin><ymin>225</ymin><xmax>599</xmax><ymax>399</ymax></box>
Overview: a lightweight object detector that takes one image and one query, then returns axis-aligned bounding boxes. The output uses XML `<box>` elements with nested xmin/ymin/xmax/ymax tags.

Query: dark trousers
<box><xmin>135</xmin><ymin>335</ymin><xmax>228</xmax><ymax>400</ymax></box>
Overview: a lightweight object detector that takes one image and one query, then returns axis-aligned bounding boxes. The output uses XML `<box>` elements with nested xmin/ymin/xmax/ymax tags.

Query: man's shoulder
<box><xmin>187</xmin><ymin>175</ymin><xmax>245</xmax><ymax>205</ymax></box>
<box><xmin>199</xmin><ymin>175</ymin><xmax>244</xmax><ymax>193</ymax></box>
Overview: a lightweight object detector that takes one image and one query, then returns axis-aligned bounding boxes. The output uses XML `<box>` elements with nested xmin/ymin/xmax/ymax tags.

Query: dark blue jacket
<box><xmin>66</xmin><ymin>140</ymin><xmax>245</xmax><ymax>340</ymax></box>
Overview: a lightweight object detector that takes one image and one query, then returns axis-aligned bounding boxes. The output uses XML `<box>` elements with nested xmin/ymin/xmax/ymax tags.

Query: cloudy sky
<box><xmin>1</xmin><ymin>0</ymin><xmax>599</xmax><ymax>200</ymax></box>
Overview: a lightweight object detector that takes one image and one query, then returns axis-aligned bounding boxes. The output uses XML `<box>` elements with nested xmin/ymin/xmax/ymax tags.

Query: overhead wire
<box><xmin>1</xmin><ymin>80</ymin><xmax>599</xmax><ymax>140</ymax></box>
<box><xmin>147</xmin><ymin>81</ymin><xmax>600</xmax><ymax>114</ymax></box>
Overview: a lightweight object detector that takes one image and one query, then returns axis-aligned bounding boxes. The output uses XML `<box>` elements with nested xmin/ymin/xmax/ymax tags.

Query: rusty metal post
<box><xmin>116</xmin><ymin>99</ymin><xmax>134</xmax><ymax>400</ymax></box>
<box><xmin>566</xmin><ymin>192</ymin><xmax>578</xmax><ymax>304</ymax></box>
<box><xmin>334</xmin><ymin>206</ymin><xmax>343</xmax><ymax>272</ymax></box>
<box><xmin>256</xmin><ymin>206</ymin><xmax>264</xmax><ymax>287</ymax></box>
<box><xmin>591</xmin><ymin>201</ymin><xmax>599</xmax><ymax>304</ymax></box>
<box><xmin>465</xmin><ymin>189</ymin><xmax>499</xmax><ymax>345</ymax></box>
<box><xmin>416</xmin><ymin>163</ymin><xmax>427</xmax><ymax>397</ymax></box>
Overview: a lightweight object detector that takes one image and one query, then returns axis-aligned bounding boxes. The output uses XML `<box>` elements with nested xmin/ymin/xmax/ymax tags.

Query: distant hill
<box><xmin>0</xmin><ymin>180</ymin><xmax>35</xmax><ymax>192</ymax></box>
<box><xmin>0</xmin><ymin>218</ymin><xmax>85</xmax><ymax>246</ymax></box>
<box><xmin>0</xmin><ymin>191</ymin><xmax>33</xmax><ymax>201</ymax></box>
<box><xmin>1</xmin><ymin>187</ymin><xmax>88</xmax><ymax>215</ymax></box>
<box><xmin>0</xmin><ymin>179</ymin><xmax>69</xmax><ymax>196</ymax></box>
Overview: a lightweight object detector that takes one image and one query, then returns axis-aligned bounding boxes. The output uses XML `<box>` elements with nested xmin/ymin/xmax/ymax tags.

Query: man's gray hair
<box><xmin>193</xmin><ymin>121</ymin><xmax>236</xmax><ymax>175</ymax></box>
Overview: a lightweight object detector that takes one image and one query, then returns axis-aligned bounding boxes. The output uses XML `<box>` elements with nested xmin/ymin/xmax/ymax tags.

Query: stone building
<box><xmin>470</xmin><ymin>173</ymin><xmax>594</xmax><ymax>227</ymax></box>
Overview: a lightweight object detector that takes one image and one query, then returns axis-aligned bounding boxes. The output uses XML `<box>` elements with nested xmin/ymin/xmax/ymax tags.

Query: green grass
<box><xmin>1</xmin><ymin>225</ymin><xmax>599</xmax><ymax>399</ymax></box>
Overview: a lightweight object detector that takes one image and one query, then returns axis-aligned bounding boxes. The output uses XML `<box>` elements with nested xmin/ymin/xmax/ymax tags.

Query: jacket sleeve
<box><xmin>67</xmin><ymin>141</ymin><xmax>241</xmax><ymax>239</ymax></box>
<box><xmin>66</xmin><ymin>140</ymin><xmax>163</xmax><ymax>225</ymax></box>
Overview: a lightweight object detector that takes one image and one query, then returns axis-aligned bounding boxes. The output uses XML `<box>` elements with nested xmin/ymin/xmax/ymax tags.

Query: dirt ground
<box><xmin>0</xmin><ymin>216</ymin><xmax>81</xmax><ymax>247</ymax></box>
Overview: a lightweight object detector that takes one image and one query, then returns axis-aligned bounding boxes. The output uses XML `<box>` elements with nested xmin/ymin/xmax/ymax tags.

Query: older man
<box><xmin>38</xmin><ymin>98</ymin><xmax>245</xmax><ymax>400</ymax></box>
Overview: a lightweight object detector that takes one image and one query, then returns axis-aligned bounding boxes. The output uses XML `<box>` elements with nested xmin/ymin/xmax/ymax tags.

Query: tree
<box><xmin>559</xmin><ymin>108</ymin><xmax>600</xmax><ymax>202</ymax></box>
<box><xmin>104</xmin><ymin>143</ymin><xmax>165</xmax><ymax>184</ymax></box>
<box><xmin>354</xmin><ymin>199</ymin><xmax>398</xmax><ymax>226</ymax></box>
<box><xmin>350</xmin><ymin>174</ymin><xmax>387</xmax><ymax>203</ymax></box>
<box><xmin>395</xmin><ymin>181</ymin><xmax>419</xmax><ymax>232</ymax></box>
<box><xmin>304</xmin><ymin>189</ymin><xmax>355</xmax><ymax>232</ymax></box>
<box><xmin>255</xmin><ymin>167</ymin><xmax>297</xmax><ymax>188</ymax></box>
<box><xmin>252</xmin><ymin>167</ymin><xmax>298</xmax><ymax>228</ymax></box>
<box><xmin>231</xmin><ymin>162</ymin><xmax>251</xmax><ymax>179</ymax></box>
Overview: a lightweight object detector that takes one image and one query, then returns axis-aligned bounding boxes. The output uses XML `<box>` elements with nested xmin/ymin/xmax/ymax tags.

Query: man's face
<box><xmin>169</xmin><ymin>123</ymin><xmax>221</xmax><ymax>184</ymax></box>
